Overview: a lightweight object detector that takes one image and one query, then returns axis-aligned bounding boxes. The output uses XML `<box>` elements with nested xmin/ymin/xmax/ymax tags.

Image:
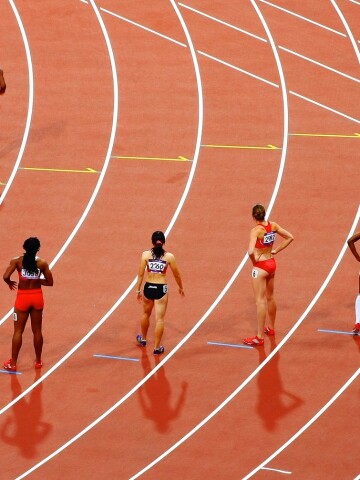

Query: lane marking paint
<box><xmin>290</xmin><ymin>91</ymin><xmax>360</xmax><ymax>124</ymax></box>
<box><xmin>0</xmin><ymin>370</ymin><xmax>22</xmax><ymax>375</ymax></box>
<box><xmin>0</xmin><ymin>0</ymin><xmax>34</xmax><ymax>205</ymax></box>
<box><xmin>19</xmin><ymin>167</ymin><xmax>99</xmax><ymax>173</ymax></box>
<box><xmin>259</xmin><ymin>0</ymin><xmax>347</xmax><ymax>37</ymax></box>
<box><xmin>178</xmin><ymin>3</ymin><xmax>267</xmax><ymax>42</ymax></box>
<box><xmin>93</xmin><ymin>354</ymin><xmax>139</xmax><ymax>362</ymax></box>
<box><xmin>279</xmin><ymin>46</ymin><xmax>360</xmax><ymax>84</ymax></box>
<box><xmin>290</xmin><ymin>132</ymin><xmax>360</xmax><ymax>138</ymax></box>
<box><xmin>198</xmin><ymin>50</ymin><xmax>279</xmax><ymax>88</ymax></box>
<box><xmin>202</xmin><ymin>143</ymin><xmax>280</xmax><ymax>150</ymax></box>
<box><xmin>10</xmin><ymin>2</ymin><xmax>205</xmax><ymax>477</ymax></box>
<box><xmin>318</xmin><ymin>329</ymin><xmax>358</xmax><ymax>336</ymax></box>
<box><xmin>261</xmin><ymin>467</ymin><xmax>292</xmax><ymax>475</ymax></box>
<box><xmin>100</xmin><ymin>7</ymin><xmax>187</xmax><ymax>48</ymax></box>
<box><xmin>111</xmin><ymin>155</ymin><xmax>190</xmax><ymax>162</ymax></box>
<box><xmin>207</xmin><ymin>341</ymin><xmax>253</xmax><ymax>350</ymax></box>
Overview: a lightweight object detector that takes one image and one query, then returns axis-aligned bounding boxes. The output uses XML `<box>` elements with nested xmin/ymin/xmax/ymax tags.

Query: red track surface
<box><xmin>0</xmin><ymin>1</ymin><xmax>359</xmax><ymax>479</ymax></box>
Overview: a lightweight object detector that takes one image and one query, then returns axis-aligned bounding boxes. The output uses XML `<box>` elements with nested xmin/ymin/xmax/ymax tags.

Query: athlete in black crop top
<box><xmin>135</xmin><ymin>231</ymin><xmax>184</xmax><ymax>355</ymax></box>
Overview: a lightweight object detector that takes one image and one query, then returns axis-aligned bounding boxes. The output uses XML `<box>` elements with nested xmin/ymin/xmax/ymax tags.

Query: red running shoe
<box><xmin>3</xmin><ymin>359</ymin><xmax>17</xmax><ymax>372</ymax></box>
<box><xmin>243</xmin><ymin>336</ymin><xmax>264</xmax><ymax>346</ymax></box>
<box><xmin>264</xmin><ymin>325</ymin><xmax>275</xmax><ymax>336</ymax></box>
<box><xmin>352</xmin><ymin>323</ymin><xmax>360</xmax><ymax>335</ymax></box>
<box><xmin>35</xmin><ymin>360</ymin><xmax>43</xmax><ymax>369</ymax></box>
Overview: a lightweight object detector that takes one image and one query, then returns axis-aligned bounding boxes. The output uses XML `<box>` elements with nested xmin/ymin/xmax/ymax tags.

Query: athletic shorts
<box><xmin>15</xmin><ymin>289</ymin><xmax>44</xmax><ymax>311</ymax></box>
<box><xmin>253</xmin><ymin>257</ymin><xmax>276</xmax><ymax>276</ymax></box>
<box><xmin>143</xmin><ymin>282</ymin><xmax>168</xmax><ymax>300</ymax></box>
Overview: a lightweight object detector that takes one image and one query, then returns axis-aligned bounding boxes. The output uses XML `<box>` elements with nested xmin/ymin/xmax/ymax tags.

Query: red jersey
<box><xmin>255</xmin><ymin>222</ymin><xmax>276</xmax><ymax>249</ymax></box>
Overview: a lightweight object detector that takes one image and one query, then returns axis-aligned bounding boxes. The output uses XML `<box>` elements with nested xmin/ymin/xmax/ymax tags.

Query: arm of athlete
<box><xmin>168</xmin><ymin>254</ymin><xmax>185</xmax><ymax>296</ymax></box>
<box><xmin>271</xmin><ymin>223</ymin><xmax>294</xmax><ymax>255</ymax></box>
<box><xmin>0</xmin><ymin>69</ymin><xmax>6</xmax><ymax>95</ymax></box>
<box><xmin>248</xmin><ymin>227</ymin><xmax>260</xmax><ymax>265</ymax></box>
<box><xmin>40</xmin><ymin>260</ymin><xmax>54</xmax><ymax>286</ymax></box>
<box><xmin>347</xmin><ymin>232</ymin><xmax>360</xmax><ymax>262</ymax></box>
<box><xmin>3</xmin><ymin>258</ymin><xmax>18</xmax><ymax>290</ymax></box>
<box><xmin>135</xmin><ymin>252</ymin><xmax>148</xmax><ymax>301</ymax></box>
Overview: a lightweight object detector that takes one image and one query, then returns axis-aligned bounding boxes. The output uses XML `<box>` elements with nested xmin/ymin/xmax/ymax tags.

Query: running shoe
<box><xmin>3</xmin><ymin>359</ymin><xmax>16</xmax><ymax>372</ymax></box>
<box><xmin>352</xmin><ymin>323</ymin><xmax>360</xmax><ymax>335</ymax></box>
<box><xmin>35</xmin><ymin>360</ymin><xmax>43</xmax><ymax>369</ymax></box>
<box><xmin>264</xmin><ymin>325</ymin><xmax>275</xmax><ymax>336</ymax></box>
<box><xmin>153</xmin><ymin>346</ymin><xmax>165</xmax><ymax>355</ymax></box>
<box><xmin>243</xmin><ymin>336</ymin><xmax>264</xmax><ymax>346</ymax></box>
<box><xmin>136</xmin><ymin>335</ymin><xmax>147</xmax><ymax>347</ymax></box>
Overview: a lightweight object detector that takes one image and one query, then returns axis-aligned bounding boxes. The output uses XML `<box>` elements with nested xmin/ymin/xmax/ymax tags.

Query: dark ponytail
<box><xmin>151</xmin><ymin>231</ymin><xmax>166</xmax><ymax>259</ymax></box>
<box><xmin>22</xmin><ymin>237</ymin><xmax>40</xmax><ymax>274</ymax></box>
<box><xmin>252</xmin><ymin>204</ymin><xmax>266</xmax><ymax>222</ymax></box>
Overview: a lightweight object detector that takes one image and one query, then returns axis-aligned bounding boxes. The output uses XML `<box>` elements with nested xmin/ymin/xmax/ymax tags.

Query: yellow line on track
<box><xmin>290</xmin><ymin>133</ymin><xmax>360</xmax><ymax>138</ymax></box>
<box><xmin>201</xmin><ymin>144</ymin><xmax>280</xmax><ymax>150</ymax></box>
<box><xmin>20</xmin><ymin>167</ymin><xmax>99</xmax><ymax>173</ymax></box>
<box><xmin>111</xmin><ymin>155</ymin><xmax>190</xmax><ymax>162</ymax></box>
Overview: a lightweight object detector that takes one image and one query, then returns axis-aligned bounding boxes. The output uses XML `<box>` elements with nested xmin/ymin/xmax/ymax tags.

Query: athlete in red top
<box><xmin>347</xmin><ymin>231</ymin><xmax>360</xmax><ymax>334</ymax></box>
<box><xmin>135</xmin><ymin>231</ymin><xmax>184</xmax><ymax>355</ymax></box>
<box><xmin>3</xmin><ymin>237</ymin><xmax>53</xmax><ymax>371</ymax></box>
<box><xmin>243</xmin><ymin>204</ymin><xmax>294</xmax><ymax>346</ymax></box>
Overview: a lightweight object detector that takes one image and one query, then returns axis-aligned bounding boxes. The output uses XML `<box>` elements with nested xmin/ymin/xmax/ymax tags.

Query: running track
<box><xmin>0</xmin><ymin>1</ymin><xmax>359</xmax><ymax>479</ymax></box>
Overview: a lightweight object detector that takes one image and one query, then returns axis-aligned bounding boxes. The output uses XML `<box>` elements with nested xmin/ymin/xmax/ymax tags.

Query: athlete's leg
<box><xmin>11</xmin><ymin>309</ymin><xmax>29</xmax><ymax>366</ymax></box>
<box><xmin>266</xmin><ymin>274</ymin><xmax>277</xmax><ymax>329</ymax></box>
<box><xmin>251</xmin><ymin>269</ymin><xmax>268</xmax><ymax>339</ymax></box>
<box><xmin>154</xmin><ymin>294</ymin><xmax>168</xmax><ymax>349</ymax></box>
<box><xmin>30</xmin><ymin>308</ymin><xmax>43</xmax><ymax>363</ymax></box>
<box><xmin>141</xmin><ymin>297</ymin><xmax>154</xmax><ymax>341</ymax></box>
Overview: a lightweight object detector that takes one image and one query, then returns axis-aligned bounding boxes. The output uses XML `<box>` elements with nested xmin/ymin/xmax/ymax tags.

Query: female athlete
<box><xmin>243</xmin><ymin>204</ymin><xmax>294</xmax><ymax>346</ymax></box>
<box><xmin>135</xmin><ymin>231</ymin><xmax>184</xmax><ymax>355</ymax></box>
<box><xmin>3</xmin><ymin>237</ymin><xmax>54</xmax><ymax>371</ymax></box>
<box><xmin>347</xmin><ymin>231</ymin><xmax>360</xmax><ymax>334</ymax></box>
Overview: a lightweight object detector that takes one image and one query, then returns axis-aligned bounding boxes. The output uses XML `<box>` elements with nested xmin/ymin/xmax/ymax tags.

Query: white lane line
<box><xmin>261</xmin><ymin>467</ymin><xmax>292</xmax><ymax>475</ymax></box>
<box><xmin>259</xmin><ymin>0</ymin><xmax>347</xmax><ymax>37</ymax></box>
<box><xmin>349</xmin><ymin>0</ymin><xmax>360</xmax><ymax>6</ymax></box>
<box><xmin>129</xmin><ymin>208</ymin><xmax>360</xmax><ymax>480</ymax></box>
<box><xmin>279</xmin><ymin>46</ymin><xmax>360</xmax><ymax>84</ymax></box>
<box><xmin>178</xmin><ymin>2</ymin><xmax>267</xmax><ymax>42</ymax></box>
<box><xmin>0</xmin><ymin>0</ymin><xmax>119</xmax><ymax>327</ymax></box>
<box><xmin>127</xmin><ymin>0</ymin><xmax>290</xmax><ymax>476</ymax></box>
<box><xmin>243</xmin><ymin>367</ymin><xmax>360</xmax><ymax>479</ymax></box>
<box><xmin>331</xmin><ymin>0</ymin><xmax>360</xmax><ymax>64</ymax></box>
<box><xmin>100</xmin><ymin>7</ymin><xmax>187</xmax><ymax>48</ymax></box>
<box><xmin>6</xmin><ymin>0</ymin><xmax>203</xmax><ymax>462</ymax></box>
<box><xmin>290</xmin><ymin>90</ymin><xmax>360</xmax><ymax>124</ymax></box>
<box><xmin>0</xmin><ymin>0</ymin><xmax>34</xmax><ymax>205</ymax></box>
<box><xmin>198</xmin><ymin>50</ymin><xmax>279</xmax><ymax>87</ymax></box>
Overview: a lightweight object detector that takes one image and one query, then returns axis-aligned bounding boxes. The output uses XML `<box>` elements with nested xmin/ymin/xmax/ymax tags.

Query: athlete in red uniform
<box><xmin>135</xmin><ymin>231</ymin><xmax>184</xmax><ymax>355</ymax></box>
<box><xmin>243</xmin><ymin>204</ymin><xmax>294</xmax><ymax>346</ymax></box>
<box><xmin>347</xmin><ymin>231</ymin><xmax>360</xmax><ymax>334</ymax></box>
<box><xmin>3</xmin><ymin>237</ymin><xmax>53</xmax><ymax>371</ymax></box>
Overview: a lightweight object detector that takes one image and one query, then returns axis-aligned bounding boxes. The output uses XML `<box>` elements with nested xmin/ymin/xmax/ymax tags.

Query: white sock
<box><xmin>356</xmin><ymin>294</ymin><xmax>360</xmax><ymax>324</ymax></box>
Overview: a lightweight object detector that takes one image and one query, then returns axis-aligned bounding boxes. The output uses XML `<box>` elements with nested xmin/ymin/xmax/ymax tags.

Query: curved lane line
<box><xmin>128</xmin><ymin>0</ymin><xmax>291</xmax><ymax>476</ymax></box>
<box><xmin>11</xmin><ymin>0</ymin><xmax>204</xmax><ymax>477</ymax></box>
<box><xmin>331</xmin><ymin>0</ymin><xmax>360</xmax><ymax>64</ymax></box>
<box><xmin>1</xmin><ymin>0</ymin><xmax>203</xmax><ymax>420</ymax></box>
<box><xmin>0</xmin><ymin>0</ymin><xmax>34</xmax><ymax>205</ymax></box>
<box><xmin>15</xmin><ymin>1</ymin><xmax>289</xmax><ymax>476</ymax></box>
<box><xmin>0</xmin><ymin>0</ymin><xmax>120</xmax><ymax>327</ymax></box>
<box><xmin>243</xmin><ymin>367</ymin><xmax>360</xmax><ymax>479</ymax></box>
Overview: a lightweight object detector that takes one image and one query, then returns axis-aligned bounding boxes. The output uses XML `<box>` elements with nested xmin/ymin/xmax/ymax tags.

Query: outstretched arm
<box><xmin>347</xmin><ymin>232</ymin><xmax>360</xmax><ymax>262</ymax></box>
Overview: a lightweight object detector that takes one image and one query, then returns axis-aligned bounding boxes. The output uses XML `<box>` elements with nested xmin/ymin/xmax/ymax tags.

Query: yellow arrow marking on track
<box><xmin>201</xmin><ymin>144</ymin><xmax>280</xmax><ymax>150</ymax></box>
<box><xmin>111</xmin><ymin>155</ymin><xmax>190</xmax><ymax>162</ymax></box>
<box><xmin>290</xmin><ymin>133</ymin><xmax>360</xmax><ymax>138</ymax></box>
<box><xmin>20</xmin><ymin>167</ymin><xmax>99</xmax><ymax>173</ymax></box>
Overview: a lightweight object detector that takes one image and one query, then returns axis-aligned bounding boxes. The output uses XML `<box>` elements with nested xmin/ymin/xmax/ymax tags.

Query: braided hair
<box><xmin>151</xmin><ymin>231</ymin><xmax>166</xmax><ymax>259</ymax></box>
<box><xmin>22</xmin><ymin>237</ymin><xmax>40</xmax><ymax>274</ymax></box>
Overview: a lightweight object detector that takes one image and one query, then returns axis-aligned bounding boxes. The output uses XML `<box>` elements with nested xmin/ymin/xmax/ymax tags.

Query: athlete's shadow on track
<box><xmin>138</xmin><ymin>349</ymin><xmax>188</xmax><ymax>433</ymax></box>
<box><xmin>256</xmin><ymin>337</ymin><xmax>304</xmax><ymax>432</ymax></box>
<box><xmin>0</xmin><ymin>370</ymin><xmax>53</xmax><ymax>458</ymax></box>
